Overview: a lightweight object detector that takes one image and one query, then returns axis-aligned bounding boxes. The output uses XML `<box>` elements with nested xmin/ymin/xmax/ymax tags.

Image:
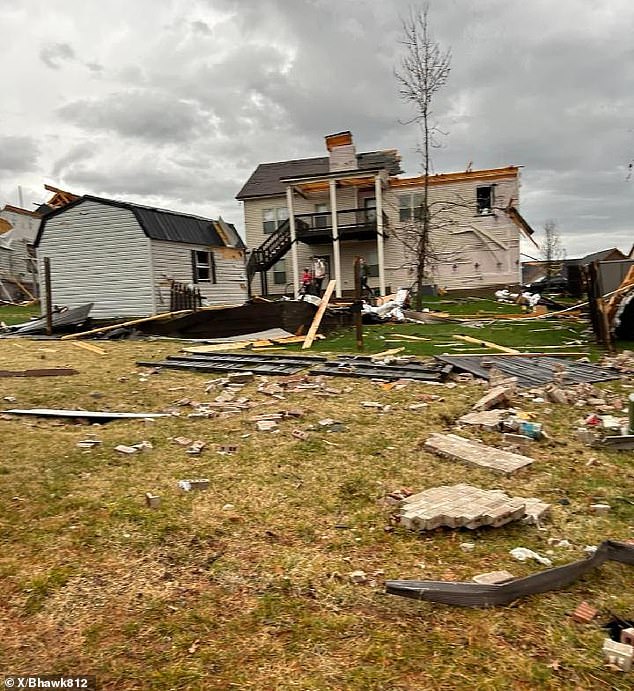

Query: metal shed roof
<box><xmin>35</xmin><ymin>195</ymin><xmax>242</xmax><ymax>248</ymax></box>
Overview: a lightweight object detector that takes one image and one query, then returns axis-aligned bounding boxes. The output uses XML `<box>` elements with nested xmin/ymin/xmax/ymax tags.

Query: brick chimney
<box><xmin>325</xmin><ymin>131</ymin><xmax>357</xmax><ymax>172</ymax></box>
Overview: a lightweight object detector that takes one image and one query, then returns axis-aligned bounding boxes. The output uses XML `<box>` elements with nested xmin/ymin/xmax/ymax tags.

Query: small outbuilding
<box><xmin>35</xmin><ymin>195</ymin><xmax>247</xmax><ymax>319</ymax></box>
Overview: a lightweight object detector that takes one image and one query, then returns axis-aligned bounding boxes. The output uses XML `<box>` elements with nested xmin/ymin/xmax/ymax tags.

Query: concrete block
<box><xmin>472</xmin><ymin>385</ymin><xmax>513</xmax><ymax>411</ymax></box>
<box><xmin>256</xmin><ymin>420</ymin><xmax>278</xmax><ymax>432</ymax></box>
<box><xmin>145</xmin><ymin>492</ymin><xmax>161</xmax><ymax>508</ymax></box>
<box><xmin>178</xmin><ymin>478</ymin><xmax>209</xmax><ymax>492</ymax></box>
<box><xmin>217</xmin><ymin>444</ymin><xmax>239</xmax><ymax>454</ymax></box>
<box><xmin>228</xmin><ymin>371</ymin><xmax>254</xmax><ymax>383</ymax></box>
<box><xmin>292</xmin><ymin>429</ymin><xmax>310</xmax><ymax>441</ymax></box>
<box><xmin>424</xmin><ymin>433</ymin><xmax>533</xmax><ymax>475</ymax></box>
<box><xmin>621</xmin><ymin>628</ymin><xmax>634</xmax><ymax>647</ymax></box>
<box><xmin>603</xmin><ymin>639</ymin><xmax>633</xmax><ymax>672</ymax></box>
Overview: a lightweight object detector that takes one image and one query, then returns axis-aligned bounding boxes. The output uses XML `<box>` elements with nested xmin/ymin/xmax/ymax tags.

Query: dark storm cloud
<box><xmin>39</xmin><ymin>42</ymin><xmax>75</xmax><ymax>69</ymax></box>
<box><xmin>0</xmin><ymin>136</ymin><xmax>39</xmax><ymax>174</ymax></box>
<box><xmin>57</xmin><ymin>90</ymin><xmax>211</xmax><ymax>144</ymax></box>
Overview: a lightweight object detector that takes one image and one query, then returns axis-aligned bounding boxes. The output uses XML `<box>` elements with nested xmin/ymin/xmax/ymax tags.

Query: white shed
<box><xmin>35</xmin><ymin>195</ymin><xmax>247</xmax><ymax>319</ymax></box>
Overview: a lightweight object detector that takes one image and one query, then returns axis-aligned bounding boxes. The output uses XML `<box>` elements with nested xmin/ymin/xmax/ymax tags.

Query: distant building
<box><xmin>0</xmin><ymin>204</ymin><xmax>40</xmax><ymax>300</ymax></box>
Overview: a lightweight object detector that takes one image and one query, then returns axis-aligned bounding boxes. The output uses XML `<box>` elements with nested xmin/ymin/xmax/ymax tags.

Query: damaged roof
<box><xmin>236</xmin><ymin>150</ymin><xmax>402</xmax><ymax>200</ymax></box>
<box><xmin>35</xmin><ymin>195</ymin><xmax>244</xmax><ymax>249</ymax></box>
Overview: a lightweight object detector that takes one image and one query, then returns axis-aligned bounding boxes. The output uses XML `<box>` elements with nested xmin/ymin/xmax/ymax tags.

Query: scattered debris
<box><xmin>510</xmin><ymin>547</ymin><xmax>552</xmax><ymax>566</ymax></box>
<box><xmin>217</xmin><ymin>444</ymin><xmax>239</xmax><ymax>454</ymax></box>
<box><xmin>178</xmin><ymin>479</ymin><xmax>210</xmax><ymax>492</ymax></box>
<box><xmin>0</xmin><ymin>368</ymin><xmax>79</xmax><ymax>378</ymax></box>
<box><xmin>472</xmin><ymin>570</ymin><xmax>515</xmax><ymax>585</ymax></box>
<box><xmin>348</xmin><ymin>570</ymin><xmax>368</xmax><ymax>584</ymax></box>
<box><xmin>386</xmin><ymin>540</ymin><xmax>634</xmax><ymax>607</ymax></box>
<box><xmin>590</xmin><ymin>503</ymin><xmax>611</xmax><ymax>515</ymax></box>
<box><xmin>187</xmin><ymin>440</ymin><xmax>206</xmax><ymax>455</ymax></box>
<box><xmin>458</xmin><ymin>409</ymin><xmax>510</xmax><ymax>430</ymax></box>
<box><xmin>397</xmin><ymin>484</ymin><xmax>528</xmax><ymax>531</ymax></box>
<box><xmin>291</xmin><ymin>429</ymin><xmax>310</xmax><ymax>441</ymax></box>
<box><xmin>309</xmin><ymin>357</ymin><xmax>451</xmax><ymax>383</ymax></box>
<box><xmin>603</xmin><ymin>639</ymin><xmax>633</xmax><ymax>672</ymax></box>
<box><xmin>571</xmin><ymin>601</ymin><xmax>599</xmax><ymax>624</ymax></box>
<box><xmin>145</xmin><ymin>493</ymin><xmax>161</xmax><ymax>509</ymax></box>
<box><xmin>5</xmin><ymin>408</ymin><xmax>169</xmax><ymax>422</ymax></box>
<box><xmin>115</xmin><ymin>441</ymin><xmax>152</xmax><ymax>454</ymax></box>
<box><xmin>76</xmin><ymin>439</ymin><xmax>101</xmax><ymax>449</ymax></box>
<box><xmin>424</xmin><ymin>433</ymin><xmax>534</xmax><ymax>475</ymax></box>
<box><xmin>256</xmin><ymin>420</ymin><xmax>278</xmax><ymax>432</ymax></box>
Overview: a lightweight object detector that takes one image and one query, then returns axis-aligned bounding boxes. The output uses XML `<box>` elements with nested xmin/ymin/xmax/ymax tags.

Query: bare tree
<box><xmin>395</xmin><ymin>4</ymin><xmax>451</xmax><ymax>307</ymax></box>
<box><xmin>540</xmin><ymin>219</ymin><xmax>566</xmax><ymax>278</ymax></box>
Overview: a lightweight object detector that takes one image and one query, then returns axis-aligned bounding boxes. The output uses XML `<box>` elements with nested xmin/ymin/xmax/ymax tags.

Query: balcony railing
<box><xmin>293</xmin><ymin>208</ymin><xmax>388</xmax><ymax>243</ymax></box>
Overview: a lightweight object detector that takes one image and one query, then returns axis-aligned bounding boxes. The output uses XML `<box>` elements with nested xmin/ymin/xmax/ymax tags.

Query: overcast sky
<box><xmin>1</xmin><ymin>0</ymin><xmax>632</xmax><ymax>257</ymax></box>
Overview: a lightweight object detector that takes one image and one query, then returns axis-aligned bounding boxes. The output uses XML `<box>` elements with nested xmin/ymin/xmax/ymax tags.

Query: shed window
<box><xmin>272</xmin><ymin>259</ymin><xmax>287</xmax><ymax>285</ymax></box>
<box><xmin>192</xmin><ymin>250</ymin><xmax>217</xmax><ymax>284</ymax></box>
<box><xmin>398</xmin><ymin>193</ymin><xmax>424</xmax><ymax>222</ymax></box>
<box><xmin>262</xmin><ymin>207</ymin><xmax>289</xmax><ymax>234</ymax></box>
<box><xmin>476</xmin><ymin>186</ymin><xmax>495</xmax><ymax>215</ymax></box>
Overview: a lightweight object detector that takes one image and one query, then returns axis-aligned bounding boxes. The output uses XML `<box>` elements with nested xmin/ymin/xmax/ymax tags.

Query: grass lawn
<box><xmin>0</xmin><ymin>323</ymin><xmax>632</xmax><ymax>689</ymax></box>
<box><xmin>0</xmin><ymin>303</ymin><xmax>41</xmax><ymax>326</ymax></box>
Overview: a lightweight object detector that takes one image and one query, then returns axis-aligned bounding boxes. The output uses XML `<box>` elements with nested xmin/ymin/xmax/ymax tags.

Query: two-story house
<box><xmin>236</xmin><ymin>131</ymin><xmax>534</xmax><ymax>298</ymax></box>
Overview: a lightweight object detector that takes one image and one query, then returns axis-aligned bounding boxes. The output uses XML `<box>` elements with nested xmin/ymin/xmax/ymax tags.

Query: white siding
<box><xmin>0</xmin><ymin>209</ymin><xmax>40</xmax><ymax>292</ymax></box>
<box><xmin>150</xmin><ymin>240</ymin><xmax>247</xmax><ymax>311</ymax></box>
<box><xmin>242</xmin><ymin>171</ymin><xmax>522</xmax><ymax>295</ymax></box>
<box><xmin>37</xmin><ymin>200</ymin><xmax>154</xmax><ymax>318</ymax></box>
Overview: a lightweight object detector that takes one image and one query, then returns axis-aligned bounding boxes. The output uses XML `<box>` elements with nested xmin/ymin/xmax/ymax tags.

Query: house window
<box><xmin>272</xmin><ymin>259</ymin><xmax>287</xmax><ymax>285</ymax></box>
<box><xmin>314</xmin><ymin>203</ymin><xmax>329</xmax><ymax>229</ymax></box>
<box><xmin>262</xmin><ymin>207</ymin><xmax>289</xmax><ymax>234</ymax></box>
<box><xmin>365</xmin><ymin>250</ymin><xmax>379</xmax><ymax>278</ymax></box>
<box><xmin>398</xmin><ymin>192</ymin><xmax>424</xmax><ymax>222</ymax></box>
<box><xmin>476</xmin><ymin>186</ymin><xmax>495</xmax><ymax>215</ymax></box>
<box><xmin>192</xmin><ymin>250</ymin><xmax>217</xmax><ymax>284</ymax></box>
<box><xmin>364</xmin><ymin>197</ymin><xmax>377</xmax><ymax>224</ymax></box>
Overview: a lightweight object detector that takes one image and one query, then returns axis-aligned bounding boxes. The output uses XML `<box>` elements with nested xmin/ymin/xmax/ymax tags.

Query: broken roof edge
<box><xmin>34</xmin><ymin>195</ymin><xmax>236</xmax><ymax>249</ymax></box>
<box><xmin>390</xmin><ymin>165</ymin><xmax>521</xmax><ymax>189</ymax></box>
<box><xmin>1</xmin><ymin>204</ymin><xmax>41</xmax><ymax>218</ymax></box>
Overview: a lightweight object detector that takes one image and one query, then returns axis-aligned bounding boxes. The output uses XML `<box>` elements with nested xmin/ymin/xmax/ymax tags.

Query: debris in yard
<box><xmin>217</xmin><ymin>444</ymin><xmax>239</xmax><ymax>454</ymax></box>
<box><xmin>502</xmin><ymin>433</ymin><xmax>533</xmax><ymax>452</ymax></box>
<box><xmin>472</xmin><ymin>385</ymin><xmax>514</xmax><ymax>411</ymax></box>
<box><xmin>385</xmin><ymin>540</ymin><xmax>634</xmax><ymax>607</ymax></box>
<box><xmin>256</xmin><ymin>420</ymin><xmax>278</xmax><ymax>432</ymax></box>
<box><xmin>571</xmin><ymin>601</ymin><xmax>599</xmax><ymax>624</ymax></box>
<box><xmin>0</xmin><ymin>368</ymin><xmax>79</xmax><ymax>378</ymax></box>
<box><xmin>71</xmin><ymin>341</ymin><xmax>107</xmax><ymax>355</ymax></box>
<box><xmin>186</xmin><ymin>440</ymin><xmax>206</xmax><ymax>454</ymax></box>
<box><xmin>6</xmin><ymin>302</ymin><xmax>93</xmax><ymax>335</ymax></box>
<box><xmin>510</xmin><ymin>547</ymin><xmax>552</xmax><ymax>567</ymax></box>
<box><xmin>348</xmin><ymin>570</ymin><xmax>368</xmax><ymax>584</ymax></box>
<box><xmin>173</xmin><ymin>436</ymin><xmax>193</xmax><ymax>446</ymax></box>
<box><xmin>424</xmin><ymin>433</ymin><xmax>533</xmax><ymax>475</ymax></box>
<box><xmin>397</xmin><ymin>484</ymin><xmax>528</xmax><ymax>531</ymax></box>
<box><xmin>458</xmin><ymin>409</ymin><xmax>510</xmax><ymax>430</ymax></box>
<box><xmin>292</xmin><ymin>429</ymin><xmax>310</xmax><ymax>441</ymax></box>
<box><xmin>76</xmin><ymin>439</ymin><xmax>101</xmax><ymax>448</ymax></box>
<box><xmin>145</xmin><ymin>493</ymin><xmax>161</xmax><ymax>509</ymax></box>
<box><xmin>435</xmin><ymin>355</ymin><xmax>618</xmax><ymax>388</ymax></box>
<box><xmin>595</xmin><ymin>435</ymin><xmax>634</xmax><ymax>450</ymax></box>
<box><xmin>115</xmin><ymin>441</ymin><xmax>152</xmax><ymax>454</ymax></box>
<box><xmin>520</xmin><ymin>498</ymin><xmax>552</xmax><ymax>526</ymax></box>
<box><xmin>178</xmin><ymin>478</ymin><xmax>210</xmax><ymax>492</ymax></box>
<box><xmin>5</xmin><ymin>408</ymin><xmax>169</xmax><ymax>422</ymax></box>
<box><xmin>472</xmin><ymin>570</ymin><xmax>515</xmax><ymax>585</ymax></box>
<box><xmin>623</xmin><ymin>629</ymin><xmax>634</xmax><ymax>646</ymax></box>
<box><xmin>590</xmin><ymin>503</ymin><xmax>611</xmax><ymax>515</ymax></box>
<box><xmin>603</xmin><ymin>639</ymin><xmax>633</xmax><ymax>672</ymax></box>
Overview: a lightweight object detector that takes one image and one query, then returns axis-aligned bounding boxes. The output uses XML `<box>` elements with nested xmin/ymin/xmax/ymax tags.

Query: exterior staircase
<box><xmin>246</xmin><ymin>218</ymin><xmax>306</xmax><ymax>290</ymax></box>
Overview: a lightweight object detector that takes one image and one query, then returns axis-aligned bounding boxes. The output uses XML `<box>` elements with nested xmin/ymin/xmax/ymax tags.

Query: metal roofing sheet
<box><xmin>132</xmin><ymin>206</ymin><xmax>222</xmax><ymax>246</ymax></box>
<box><xmin>435</xmin><ymin>355</ymin><xmax>618</xmax><ymax>387</ymax></box>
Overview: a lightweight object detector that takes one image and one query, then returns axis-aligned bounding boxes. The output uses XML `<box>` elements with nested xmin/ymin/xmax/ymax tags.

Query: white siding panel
<box><xmin>37</xmin><ymin>200</ymin><xmax>154</xmax><ymax>318</ymax></box>
<box><xmin>151</xmin><ymin>240</ymin><xmax>247</xmax><ymax>311</ymax></box>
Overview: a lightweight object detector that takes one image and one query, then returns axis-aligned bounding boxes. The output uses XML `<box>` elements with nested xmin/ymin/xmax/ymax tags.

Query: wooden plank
<box><xmin>71</xmin><ymin>341</ymin><xmax>107</xmax><ymax>355</ymax></box>
<box><xmin>183</xmin><ymin>342</ymin><xmax>251</xmax><ymax>354</ymax></box>
<box><xmin>371</xmin><ymin>347</ymin><xmax>405</xmax><ymax>358</ymax></box>
<box><xmin>452</xmin><ymin>335</ymin><xmax>520</xmax><ymax>354</ymax></box>
<box><xmin>302</xmin><ymin>279</ymin><xmax>336</xmax><ymax>350</ymax></box>
<box><xmin>0</xmin><ymin>368</ymin><xmax>78</xmax><ymax>378</ymax></box>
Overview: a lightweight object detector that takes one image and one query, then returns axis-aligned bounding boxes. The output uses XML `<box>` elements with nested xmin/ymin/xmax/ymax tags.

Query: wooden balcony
<box><xmin>294</xmin><ymin>208</ymin><xmax>388</xmax><ymax>244</ymax></box>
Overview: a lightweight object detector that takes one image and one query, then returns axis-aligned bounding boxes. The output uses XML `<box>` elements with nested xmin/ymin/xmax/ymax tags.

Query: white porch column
<box><xmin>375</xmin><ymin>173</ymin><xmax>386</xmax><ymax>296</ymax></box>
<box><xmin>329</xmin><ymin>178</ymin><xmax>342</xmax><ymax>298</ymax></box>
<box><xmin>286</xmin><ymin>185</ymin><xmax>300</xmax><ymax>298</ymax></box>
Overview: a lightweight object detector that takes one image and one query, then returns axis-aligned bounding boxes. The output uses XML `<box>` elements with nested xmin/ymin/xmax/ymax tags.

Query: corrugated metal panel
<box><xmin>37</xmin><ymin>200</ymin><xmax>154</xmax><ymax>318</ymax></box>
<box><xmin>133</xmin><ymin>206</ymin><xmax>222</xmax><ymax>246</ymax></box>
<box><xmin>435</xmin><ymin>355</ymin><xmax>618</xmax><ymax>387</ymax></box>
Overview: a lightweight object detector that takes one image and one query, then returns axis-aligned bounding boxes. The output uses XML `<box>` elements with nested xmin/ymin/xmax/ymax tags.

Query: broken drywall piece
<box><xmin>178</xmin><ymin>479</ymin><xmax>210</xmax><ymax>492</ymax></box>
<box><xmin>424</xmin><ymin>433</ymin><xmax>533</xmax><ymax>475</ymax></box>
<box><xmin>472</xmin><ymin>570</ymin><xmax>515</xmax><ymax>585</ymax></box>
<box><xmin>458</xmin><ymin>409</ymin><xmax>509</xmax><ymax>430</ymax></box>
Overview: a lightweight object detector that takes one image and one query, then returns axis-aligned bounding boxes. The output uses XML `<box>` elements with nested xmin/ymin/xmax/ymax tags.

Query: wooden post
<box><xmin>375</xmin><ymin>174</ymin><xmax>386</xmax><ymax>297</ymax></box>
<box><xmin>354</xmin><ymin>256</ymin><xmax>363</xmax><ymax>351</ymax></box>
<box><xmin>329</xmin><ymin>179</ymin><xmax>342</xmax><ymax>298</ymax></box>
<box><xmin>286</xmin><ymin>186</ymin><xmax>300</xmax><ymax>299</ymax></box>
<box><xmin>44</xmin><ymin>257</ymin><xmax>53</xmax><ymax>336</ymax></box>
